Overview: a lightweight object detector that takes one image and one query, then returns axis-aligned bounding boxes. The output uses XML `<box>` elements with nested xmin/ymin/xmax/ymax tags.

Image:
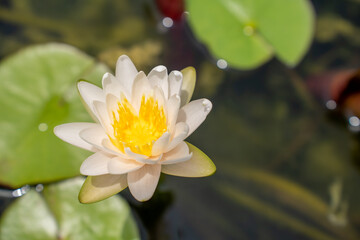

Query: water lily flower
<box><xmin>54</xmin><ymin>55</ymin><xmax>215</xmax><ymax>203</ymax></box>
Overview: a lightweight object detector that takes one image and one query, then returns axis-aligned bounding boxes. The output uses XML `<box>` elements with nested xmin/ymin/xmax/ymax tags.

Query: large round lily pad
<box><xmin>0</xmin><ymin>43</ymin><xmax>107</xmax><ymax>188</ymax></box>
<box><xmin>0</xmin><ymin>178</ymin><xmax>140</xmax><ymax>240</ymax></box>
<box><xmin>185</xmin><ymin>0</ymin><xmax>314</xmax><ymax>69</ymax></box>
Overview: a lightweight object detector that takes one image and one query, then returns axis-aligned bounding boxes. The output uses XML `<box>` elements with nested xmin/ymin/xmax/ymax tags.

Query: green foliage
<box><xmin>0</xmin><ymin>178</ymin><xmax>140</xmax><ymax>240</ymax></box>
<box><xmin>0</xmin><ymin>43</ymin><xmax>107</xmax><ymax>188</ymax></box>
<box><xmin>185</xmin><ymin>0</ymin><xmax>315</xmax><ymax>69</ymax></box>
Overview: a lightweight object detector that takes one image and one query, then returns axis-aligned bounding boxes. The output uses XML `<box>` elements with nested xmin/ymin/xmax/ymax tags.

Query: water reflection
<box><xmin>38</xmin><ymin>123</ymin><xmax>48</xmax><ymax>132</ymax></box>
<box><xmin>243</xmin><ymin>25</ymin><xmax>254</xmax><ymax>36</ymax></box>
<box><xmin>162</xmin><ymin>17</ymin><xmax>174</xmax><ymax>28</ymax></box>
<box><xmin>216</xmin><ymin>59</ymin><xmax>228</xmax><ymax>70</ymax></box>
<box><xmin>328</xmin><ymin>179</ymin><xmax>348</xmax><ymax>227</ymax></box>
<box><xmin>0</xmin><ymin>185</ymin><xmax>30</xmax><ymax>198</ymax></box>
<box><xmin>325</xmin><ymin>100</ymin><xmax>337</xmax><ymax>110</ymax></box>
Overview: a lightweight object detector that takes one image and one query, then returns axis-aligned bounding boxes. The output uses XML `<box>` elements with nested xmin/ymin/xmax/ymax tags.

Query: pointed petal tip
<box><xmin>135</xmin><ymin>71</ymin><xmax>147</xmax><ymax>79</ymax></box>
<box><xmin>172</xmin><ymin>70</ymin><xmax>182</xmax><ymax>78</ymax></box>
<box><xmin>77</xmin><ymin>80</ymin><xmax>94</xmax><ymax>90</ymax></box>
<box><xmin>181</xmin><ymin>66</ymin><xmax>196</xmax><ymax>76</ymax></box>
<box><xmin>53</xmin><ymin>125</ymin><xmax>60</xmax><ymax>136</ymax></box>
<box><xmin>154</xmin><ymin>65</ymin><xmax>167</xmax><ymax>72</ymax></box>
<box><xmin>53</xmin><ymin>123</ymin><xmax>100</xmax><ymax>151</ymax></box>
<box><xmin>128</xmin><ymin>165</ymin><xmax>161</xmax><ymax>202</ymax></box>
<box><xmin>77</xmin><ymin>80</ymin><xmax>85</xmax><ymax>90</ymax></box>
<box><xmin>78</xmin><ymin>189</ymin><xmax>114</xmax><ymax>204</ymax></box>
<box><xmin>134</xmin><ymin>195</ymin><xmax>152</xmax><ymax>202</ymax></box>
<box><xmin>118</xmin><ymin>54</ymin><xmax>131</xmax><ymax>61</ymax></box>
<box><xmin>78</xmin><ymin>193</ymin><xmax>90</xmax><ymax>204</ymax></box>
<box><xmin>101</xmin><ymin>72</ymin><xmax>114</xmax><ymax>84</ymax></box>
<box><xmin>182</xmin><ymin>66</ymin><xmax>195</xmax><ymax>71</ymax></box>
<box><xmin>180</xmin><ymin>67</ymin><xmax>196</xmax><ymax>106</ymax></box>
<box><xmin>202</xmin><ymin>99</ymin><xmax>212</xmax><ymax>113</ymax></box>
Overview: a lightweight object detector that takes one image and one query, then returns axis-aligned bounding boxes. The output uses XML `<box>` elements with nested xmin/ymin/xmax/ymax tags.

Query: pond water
<box><xmin>1</xmin><ymin>0</ymin><xmax>360</xmax><ymax>239</ymax></box>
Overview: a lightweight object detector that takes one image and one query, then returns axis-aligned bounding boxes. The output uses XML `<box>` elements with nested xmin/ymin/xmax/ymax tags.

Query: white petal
<box><xmin>102</xmin><ymin>72</ymin><xmax>126</xmax><ymax>99</ymax></box>
<box><xmin>161</xmin><ymin>142</ymin><xmax>192</xmax><ymax>165</ymax></box>
<box><xmin>54</xmin><ymin>123</ymin><xmax>98</xmax><ymax>152</ymax></box>
<box><xmin>131</xmin><ymin>71</ymin><xmax>152</xmax><ymax>112</ymax></box>
<box><xmin>168</xmin><ymin>70</ymin><xmax>183</xmax><ymax>98</ymax></box>
<box><xmin>162</xmin><ymin>142</ymin><xmax>216</xmax><ymax>177</ymax></box>
<box><xmin>154</xmin><ymin>86</ymin><xmax>167</xmax><ymax>112</ymax></box>
<box><xmin>77</xmin><ymin>81</ymin><xmax>105</xmax><ymax>121</ymax></box>
<box><xmin>124</xmin><ymin>148</ymin><xmax>163</xmax><ymax>164</ymax></box>
<box><xmin>177</xmin><ymin>99</ymin><xmax>212</xmax><ymax>137</ymax></box>
<box><xmin>139</xmin><ymin>154</ymin><xmax>163</xmax><ymax>165</ymax></box>
<box><xmin>148</xmin><ymin>65</ymin><xmax>169</xmax><ymax>99</ymax></box>
<box><xmin>108</xmin><ymin>157</ymin><xmax>144</xmax><ymax>174</ymax></box>
<box><xmin>93</xmin><ymin>101</ymin><xmax>113</xmax><ymax>137</ymax></box>
<box><xmin>105</xmin><ymin>94</ymin><xmax>120</xmax><ymax>123</ymax></box>
<box><xmin>151</xmin><ymin>132</ymin><xmax>170</xmax><ymax>156</ymax></box>
<box><xmin>124</xmin><ymin>147</ymin><xmax>149</xmax><ymax>161</ymax></box>
<box><xmin>101</xmin><ymin>139</ymin><xmax>131</xmax><ymax>159</ymax></box>
<box><xmin>79</xmin><ymin>125</ymin><xmax>109</xmax><ymax>151</ymax></box>
<box><xmin>166</xmin><ymin>94</ymin><xmax>181</xmax><ymax>133</ymax></box>
<box><xmin>80</xmin><ymin>152</ymin><xmax>111</xmax><ymax>176</ymax></box>
<box><xmin>128</xmin><ymin>164</ymin><xmax>161</xmax><ymax>201</ymax></box>
<box><xmin>180</xmin><ymin>67</ymin><xmax>196</xmax><ymax>107</ymax></box>
<box><xmin>166</xmin><ymin>122</ymin><xmax>189</xmax><ymax>152</ymax></box>
<box><xmin>115</xmin><ymin>55</ymin><xmax>138</xmax><ymax>98</ymax></box>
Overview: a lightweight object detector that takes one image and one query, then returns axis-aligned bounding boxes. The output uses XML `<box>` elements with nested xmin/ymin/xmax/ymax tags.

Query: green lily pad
<box><xmin>0</xmin><ymin>178</ymin><xmax>140</xmax><ymax>240</ymax></box>
<box><xmin>185</xmin><ymin>0</ymin><xmax>314</xmax><ymax>69</ymax></box>
<box><xmin>0</xmin><ymin>43</ymin><xmax>107</xmax><ymax>188</ymax></box>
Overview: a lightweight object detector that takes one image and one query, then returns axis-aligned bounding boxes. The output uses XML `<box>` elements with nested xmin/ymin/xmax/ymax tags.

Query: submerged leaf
<box><xmin>0</xmin><ymin>178</ymin><xmax>140</xmax><ymax>240</ymax></box>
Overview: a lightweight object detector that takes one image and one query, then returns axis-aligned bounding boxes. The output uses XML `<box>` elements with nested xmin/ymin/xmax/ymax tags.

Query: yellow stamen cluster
<box><xmin>110</xmin><ymin>95</ymin><xmax>167</xmax><ymax>156</ymax></box>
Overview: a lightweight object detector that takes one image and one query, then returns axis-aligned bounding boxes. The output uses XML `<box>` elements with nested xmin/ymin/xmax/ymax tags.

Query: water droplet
<box><xmin>326</xmin><ymin>100</ymin><xmax>337</xmax><ymax>110</ymax></box>
<box><xmin>12</xmin><ymin>185</ymin><xmax>30</xmax><ymax>197</ymax></box>
<box><xmin>216</xmin><ymin>59</ymin><xmax>228</xmax><ymax>69</ymax></box>
<box><xmin>38</xmin><ymin>123</ymin><xmax>48</xmax><ymax>132</ymax></box>
<box><xmin>162</xmin><ymin>17</ymin><xmax>174</xmax><ymax>28</ymax></box>
<box><xmin>243</xmin><ymin>25</ymin><xmax>254</xmax><ymax>36</ymax></box>
<box><xmin>349</xmin><ymin>116</ymin><xmax>360</xmax><ymax>127</ymax></box>
<box><xmin>35</xmin><ymin>184</ymin><xmax>44</xmax><ymax>192</ymax></box>
<box><xmin>202</xmin><ymin>100</ymin><xmax>212</xmax><ymax>112</ymax></box>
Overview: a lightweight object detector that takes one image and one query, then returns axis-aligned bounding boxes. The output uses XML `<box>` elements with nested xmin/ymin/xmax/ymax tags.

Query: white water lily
<box><xmin>54</xmin><ymin>55</ymin><xmax>215</xmax><ymax>203</ymax></box>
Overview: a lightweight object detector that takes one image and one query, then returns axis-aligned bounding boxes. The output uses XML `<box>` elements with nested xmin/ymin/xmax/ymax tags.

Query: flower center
<box><xmin>110</xmin><ymin>95</ymin><xmax>167</xmax><ymax>156</ymax></box>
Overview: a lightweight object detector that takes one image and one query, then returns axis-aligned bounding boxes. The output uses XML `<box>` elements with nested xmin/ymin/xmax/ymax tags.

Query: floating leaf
<box><xmin>185</xmin><ymin>0</ymin><xmax>314</xmax><ymax>69</ymax></box>
<box><xmin>0</xmin><ymin>178</ymin><xmax>140</xmax><ymax>240</ymax></box>
<box><xmin>0</xmin><ymin>43</ymin><xmax>107</xmax><ymax>188</ymax></box>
